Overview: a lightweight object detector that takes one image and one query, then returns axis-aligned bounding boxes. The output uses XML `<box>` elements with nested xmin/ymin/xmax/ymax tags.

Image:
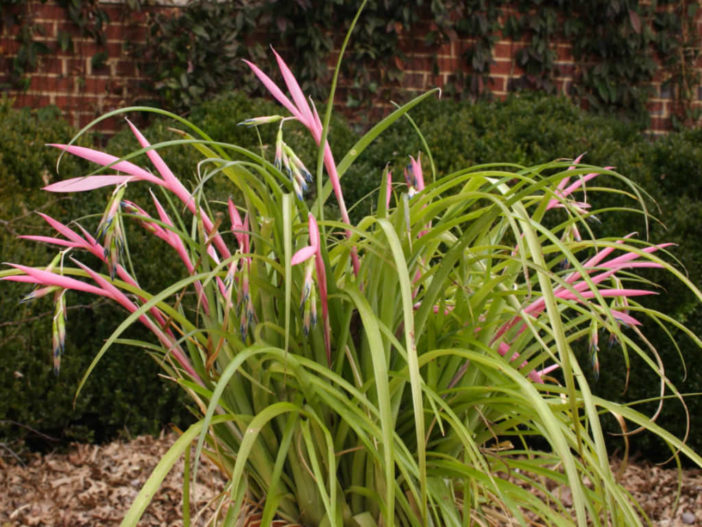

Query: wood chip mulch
<box><xmin>1</xmin><ymin>433</ymin><xmax>701</xmax><ymax>526</ymax></box>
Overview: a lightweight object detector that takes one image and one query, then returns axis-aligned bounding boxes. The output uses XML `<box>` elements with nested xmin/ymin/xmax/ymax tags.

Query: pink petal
<box><xmin>126</xmin><ymin>120</ymin><xmax>193</xmax><ymax>206</ymax></box>
<box><xmin>291</xmin><ymin>245</ymin><xmax>316</xmax><ymax>266</ymax></box>
<box><xmin>562</xmin><ymin>171</ymin><xmax>599</xmax><ymax>197</ymax></box>
<box><xmin>44</xmin><ymin>175</ymin><xmax>136</xmax><ymax>192</ymax></box>
<box><xmin>228</xmin><ymin>199</ymin><xmax>247</xmax><ymax>249</ymax></box>
<box><xmin>19</xmin><ymin>235</ymin><xmax>83</xmax><ymax>249</ymax></box>
<box><xmin>4</xmin><ymin>264</ymin><xmax>106</xmax><ymax>297</ymax></box>
<box><xmin>307</xmin><ymin>213</ymin><xmax>320</xmax><ymax>249</ymax></box>
<box><xmin>272</xmin><ymin>48</ymin><xmax>315</xmax><ymax>128</ymax></box>
<box><xmin>557</xmin><ymin>288</ymin><xmax>656</xmax><ymax>302</ymax></box>
<box><xmin>611</xmin><ymin>309</ymin><xmax>642</xmax><ymax>326</ymax></box>
<box><xmin>48</xmin><ymin>144</ymin><xmax>160</xmax><ymax>183</ymax></box>
<box><xmin>243</xmin><ymin>59</ymin><xmax>302</xmax><ymax>121</ymax></box>
<box><xmin>410</xmin><ymin>154</ymin><xmax>425</xmax><ymax>192</ymax></box>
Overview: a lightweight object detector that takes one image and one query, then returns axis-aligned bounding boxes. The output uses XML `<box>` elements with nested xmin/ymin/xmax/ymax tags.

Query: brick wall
<box><xmin>0</xmin><ymin>1</ymin><xmax>166</xmax><ymax>135</ymax></box>
<box><xmin>1</xmin><ymin>1</ymin><xmax>700</xmax><ymax>135</ymax></box>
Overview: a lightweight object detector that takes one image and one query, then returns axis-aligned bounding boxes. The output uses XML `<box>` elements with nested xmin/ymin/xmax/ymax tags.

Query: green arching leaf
<box><xmin>376</xmin><ymin>218</ymin><xmax>427</xmax><ymax>520</ymax></box>
<box><xmin>120</xmin><ymin>415</ymin><xmax>233</xmax><ymax>527</ymax></box>
<box><xmin>341</xmin><ymin>284</ymin><xmax>396</xmax><ymax>526</ymax></box>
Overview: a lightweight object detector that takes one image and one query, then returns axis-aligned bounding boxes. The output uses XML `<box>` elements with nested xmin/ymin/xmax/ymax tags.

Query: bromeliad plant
<box><xmin>4</xmin><ymin>48</ymin><xmax>702</xmax><ymax>526</ymax></box>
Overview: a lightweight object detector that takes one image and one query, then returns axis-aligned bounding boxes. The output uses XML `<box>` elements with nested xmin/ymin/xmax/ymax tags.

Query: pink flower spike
<box><xmin>69</xmin><ymin>262</ymin><xmax>201</xmax><ymax>382</ymax></box>
<box><xmin>562</xmin><ymin>171</ymin><xmax>600</xmax><ymax>197</ymax></box>
<box><xmin>272</xmin><ymin>48</ymin><xmax>315</xmax><ymax>128</ymax></box>
<box><xmin>44</xmin><ymin>175</ymin><xmax>137</xmax><ymax>193</ymax></box>
<box><xmin>409</xmin><ymin>154</ymin><xmax>425</xmax><ymax>192</ymax></box>
<box><xmin>228</xmin><ymin>199</ymin><xmax>250</xmax><ymax>255</ymax></box>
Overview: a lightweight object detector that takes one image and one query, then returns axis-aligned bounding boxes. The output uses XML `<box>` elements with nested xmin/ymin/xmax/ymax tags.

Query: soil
<box><xmin>1</xmin><ymin>433</ymin><xmax>701</xmax><ymax>526</ymax></box>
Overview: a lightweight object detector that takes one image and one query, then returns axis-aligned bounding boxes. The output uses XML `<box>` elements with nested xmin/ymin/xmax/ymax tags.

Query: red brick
<box><xmin>104</xmin><ymin>42</ymin><xmax>126</xmax><ymax>58</ymax></box>
<box><xmin>405</xmin><ymin>55</ymin><xmax>434</xmax><ymax>72</ymax></box>
<box><xmin>13</xmin><ymin>93</ymin><xmax>52</xmax><ymax>108</ymax></box>
<box><xmin>489</xmin><ymin>75</ymin><xmax>507</xmax><ymax>93</ymax></box>
<box><xmin>104</xmin><ymin>24</ymin><xmax>124</xmax><ymax>41</ymax></box>
<box><xmin>39</xmin><ymin>57</ymin><xmax>64</xmax><ymax>75</ymax></box>
<box><xmin>556</xmin><ymin>44</ymin><xmax>573</xmax><ymax>61</ymax></box>
<box><xmin>493</xmin><ymin>41</ymin><xmax>513</xmax><ymax>60</ymax></box>
<box><xmin>29</xmin><ymin>75</ymin><xmax>74</xmax><ymax>93</ymax></box>
<box><xmin>402</xmin><ymin>72</ymin><xmax>427</xmax><ymax>90</ymax></box>
<box><xmin>115</xmin><ymin>60</ymin><xmax>137</xmax><ymax>77</ymax></box>
<box><xmin>33</xmin><ymin>3</ymin><xmax>65</xmax><ymax>19</ymax></box>
<box><xmin>649</xmin><ymin>117</ymin><xmax>672</xmax><ymax>133</ymax></box>
<box><xmin>71</xmin><ymin>40</ymin><xmax>101</xmax><ymax>58</ymax></box>
<box><xmin>0</xmin><ymin>39</ymin><xmax>20</xmax><ymax>55</ymax></box>
<box><xmin>65</xmin><ymin>58</ymin><xmax>88</xmax><ymax>75</ymax></box>
<box><xmin>436</xmin><ymin>42</ymin><xmax>453</xmax><ymax>57</ymax></box>
<box><xmin>436</xmin><ymin>56</ymin><xmax>459</xmax><ymax>73</ymax></box>
<box><xmin>555</xmin><ymin>62</ymin><xmax>575</xmax><ymax>77</ymax></box>
<box><xmin>491</xmin><ymin>59</ymin><xmax>515</xmax><ymax>76</ymax></box>
<box><xmin>54</xmin><ymin>94</ymin><xmax>94</xmax><ymax>111</ymax></box>
<box><xmin>30</xmin><ymin>20</ymin><xmax>58</xmax><ymax>39</ymax></box>
<box><xmin>82</xmin><ymin>77</ymin><xmax>108</xmax><ymax>94</ymax></box>
<box><xmin>78</xmin><ymin>111</ymin><xmax>102</xmax><ymax>130</ymax></box>
<box><xmin>646</xmin><ymin>100</ymin><xmax>664</xmax><ymax>116</ymax></box>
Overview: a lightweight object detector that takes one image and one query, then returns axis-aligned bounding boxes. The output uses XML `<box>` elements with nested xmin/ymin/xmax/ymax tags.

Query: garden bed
<box><xmin>1</xmin><ymin>433</ymin><xmax>700</xmax><ymax>526</ymax></box>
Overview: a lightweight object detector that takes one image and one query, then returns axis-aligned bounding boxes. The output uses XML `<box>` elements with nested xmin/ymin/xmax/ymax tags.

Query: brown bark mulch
<box><xmin>1</xmin><ymin>433</ymin><xmax>701</xmax><ymax>526</ymax></box>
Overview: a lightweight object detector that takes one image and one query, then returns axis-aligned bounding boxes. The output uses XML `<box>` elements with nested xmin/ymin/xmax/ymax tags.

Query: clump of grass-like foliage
<box><xmin>4</xmin><ymin>24</ymin><xmax>702</xmax><ymax>527</ymax></box>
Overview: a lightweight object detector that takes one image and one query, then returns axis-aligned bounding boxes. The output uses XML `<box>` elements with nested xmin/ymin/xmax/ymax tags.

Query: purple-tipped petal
<box><xmin>409</xmin><ymin>154</ymin><xmax>425</xmax><ymax>192</ymax></box>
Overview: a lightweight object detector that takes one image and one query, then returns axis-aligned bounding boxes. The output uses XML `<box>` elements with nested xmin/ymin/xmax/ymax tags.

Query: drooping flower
<box><xmin>44</xmin><ymin>121</ymin><xmax>232</xmax><ymax>266</ymax></box>
<box><xmin>291</xmin><ymin>213</ymin><xmax>330</xmax><ymax>364</ymax></box>
<box><xmin>589</xmin><ymin>321</ymin><xmax>600</xmax><ymax>381</ymax></box>
<box><xmin>52</xmin><ymin>289</ymin><xmax>66</xmax><ymax>375</ymax></box>
<box><xmin>238</xmin><ymin>115</ymin><xmax>284</xmax><ymax>127</ymax></box>
<box><xmin>96</xmin><ymin>183</ymin><xmax>127</xmax><ymax>279</ymax></box>
<box><xmin>404</xmin><ymin>153</ymin><xmax>425</xmax><ymax>198</ymax></box>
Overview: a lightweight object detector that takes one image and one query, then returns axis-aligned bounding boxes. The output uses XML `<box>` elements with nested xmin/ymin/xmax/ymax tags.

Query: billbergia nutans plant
<box><xmin>4</xmin><ymin>19</ymin><xmax>702</xmax><ymax>527</ymax></box>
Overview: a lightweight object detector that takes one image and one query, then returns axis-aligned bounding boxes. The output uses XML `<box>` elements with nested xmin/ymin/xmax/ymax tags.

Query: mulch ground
<box><xmin>1</xmin><ymin>432</ymin><xmax>701</xmax><ymax>526</ymax></box>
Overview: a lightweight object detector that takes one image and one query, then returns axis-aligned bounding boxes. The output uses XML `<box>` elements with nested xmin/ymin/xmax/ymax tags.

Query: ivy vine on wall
<box><xmin>1</xmin><ymin>0</ymin><xmax>699</xmax><ymax>128</ymax></box>
<box><xmin>0</xmin><ymin>0</ymin><xmax>145</xmax><ymax>90</ymax></box>
<box><xmin>135</xmin><ymin>0</ymin><xmax>699</xmax><ymax>127</ymax></box>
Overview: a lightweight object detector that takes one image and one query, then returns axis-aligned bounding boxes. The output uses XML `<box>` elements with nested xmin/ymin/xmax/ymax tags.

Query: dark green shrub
<box><xmin>0</xmin><ymin>101</ymin><xmax>191</xmax><ymax>453</ymax></box>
